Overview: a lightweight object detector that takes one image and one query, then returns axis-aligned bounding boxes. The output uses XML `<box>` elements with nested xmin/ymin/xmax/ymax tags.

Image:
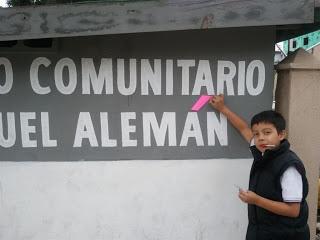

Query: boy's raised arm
<box><xmin>209</xmin><ymin>95</ymin><xmax>253</xmax><ymax>143</ymax></box>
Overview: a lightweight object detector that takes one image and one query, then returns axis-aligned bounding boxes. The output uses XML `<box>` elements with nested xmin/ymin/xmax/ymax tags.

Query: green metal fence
<box><xmin>283</xmin><ymin>29</ymin><xmax>320</xmax><ymax>55</ymax></box>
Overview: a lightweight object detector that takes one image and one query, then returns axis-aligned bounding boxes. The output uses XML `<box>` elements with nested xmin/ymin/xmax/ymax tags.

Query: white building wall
<box><xmin>0</xmin><ymin>159</ymin><xmax>251</xmax><ymax>240</ymax></box>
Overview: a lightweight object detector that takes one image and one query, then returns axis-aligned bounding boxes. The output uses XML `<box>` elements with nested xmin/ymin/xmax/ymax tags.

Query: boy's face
<box><xmin>251</xmin><ymin>122</ymin><xmax>285</xmax><ymax>153</ymax></box>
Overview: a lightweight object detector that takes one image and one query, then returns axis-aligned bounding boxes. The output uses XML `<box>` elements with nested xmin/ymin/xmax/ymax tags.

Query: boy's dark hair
<box><xmin>250</xmin><ymin>110</ymin><xmax>286</xmax><ymax>133</ymax></box>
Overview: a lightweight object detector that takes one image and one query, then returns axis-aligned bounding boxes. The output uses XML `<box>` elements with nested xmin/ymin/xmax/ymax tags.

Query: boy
<box><xmin>210</xmin><ymin>95</ymin><xmax>309</xmax><ymax>240</ymax></box>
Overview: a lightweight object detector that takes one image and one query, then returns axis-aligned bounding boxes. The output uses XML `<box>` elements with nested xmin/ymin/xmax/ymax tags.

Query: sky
<box><xmin>0</xmin><ymin>0</ymin><xmax>7</xmax><ymax>7</ymax></box>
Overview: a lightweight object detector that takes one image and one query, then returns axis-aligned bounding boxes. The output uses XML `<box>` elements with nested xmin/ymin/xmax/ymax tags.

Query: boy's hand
<box><xmin>239</xmin><ymin>190</ymin><xmax>301</xmax><ymax>218</ymax></box>
<box><xmin>238</xmin><ymin>190</ymin><xmax>260</xmax><ymax>205</ymax></box>
<box><xmin>209</xmin><ymin>94</ymin><xmax>252</xmax><ymax>143</ymax></box>
<box><xmin>209</xmin><ymin>94</ymin><xmax>225</xmax><ymax>112</ymax></box>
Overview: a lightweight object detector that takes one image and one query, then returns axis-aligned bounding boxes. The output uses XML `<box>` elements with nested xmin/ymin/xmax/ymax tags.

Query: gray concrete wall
<box><xmin>0</xmin><ymin>28</ymin><xmax>275</xmax><ymax>161</ymax></box>
<box><xmin>0</xmin><ymin>0</ymin><xmax>314</xmax><ymax>41</ymax></box>
<box><xmin>0</xmin><ymin>28</ymin><xmax>275</xmax><ymax>239</ymax></box>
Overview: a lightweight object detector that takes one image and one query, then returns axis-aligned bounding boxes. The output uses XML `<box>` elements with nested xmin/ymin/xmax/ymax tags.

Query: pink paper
<box><xmin>191</xmin><ymin>95</ymin><xmax>212</xmax><ymax>111</ymax></box>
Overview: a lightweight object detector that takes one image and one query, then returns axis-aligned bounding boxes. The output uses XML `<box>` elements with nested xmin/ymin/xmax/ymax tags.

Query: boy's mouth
<box><xmin>260</xmin><ymin>144</ymin><xmax>276</xmax><ymax>148</ymax></box>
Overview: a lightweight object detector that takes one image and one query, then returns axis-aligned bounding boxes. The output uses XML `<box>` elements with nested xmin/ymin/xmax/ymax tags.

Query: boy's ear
<box><xmin>279</xmin><ymin>130</ymin><xmax>286</xmax><ymax>140</ymax></box>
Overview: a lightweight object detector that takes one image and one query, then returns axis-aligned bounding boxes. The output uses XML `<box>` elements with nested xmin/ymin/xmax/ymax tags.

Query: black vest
<box><xmin>246</xmin><ymin>140</ymin><xmax>309</xmax><ymax>240</ymax></box>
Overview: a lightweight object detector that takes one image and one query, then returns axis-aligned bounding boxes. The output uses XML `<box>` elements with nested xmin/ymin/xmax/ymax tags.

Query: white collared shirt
<box><xmin>280</xmin><ymin>166</ymin><xmax>302</xmax><ymax>202</ymax></box>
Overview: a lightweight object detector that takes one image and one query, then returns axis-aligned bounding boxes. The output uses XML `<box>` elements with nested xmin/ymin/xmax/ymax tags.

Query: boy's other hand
<box><xmin>209</xmin><ymin>94</ymin><xmax>226</xmax><ymax>112</ymax></box>
<box><xmin>238</xmin><ymin>190</ymin><xmax>259</xmax><ymax>205</ymax></box>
